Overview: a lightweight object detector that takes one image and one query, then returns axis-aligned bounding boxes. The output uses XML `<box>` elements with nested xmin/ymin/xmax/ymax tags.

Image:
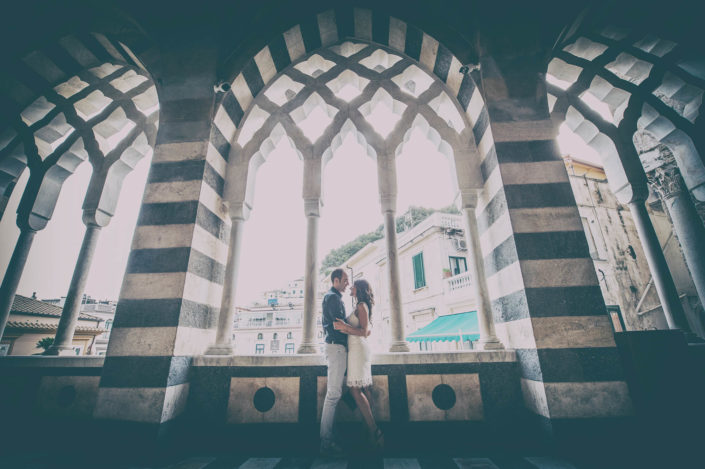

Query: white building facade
<box><xmin>345</xmin><ymin>212</ymin><xmax>477</xmax><ymax>352</ymax></box>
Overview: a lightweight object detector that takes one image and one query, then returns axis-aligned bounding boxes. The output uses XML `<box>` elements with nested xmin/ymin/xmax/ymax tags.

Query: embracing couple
<box><xmin>319</xmin><ymin>268</ymin><xmax>384</xmax><ymax>456</ymax></box>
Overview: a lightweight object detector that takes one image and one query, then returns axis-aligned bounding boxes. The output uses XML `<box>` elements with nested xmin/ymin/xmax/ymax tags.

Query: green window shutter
<box><xmin>413</xmin><ymin>252</ymin><xmax>426</xmax><ymax>288</ymax></box>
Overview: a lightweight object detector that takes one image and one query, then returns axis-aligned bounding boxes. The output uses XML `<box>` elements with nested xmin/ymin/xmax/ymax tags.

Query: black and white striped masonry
<box><xmin>95</xmin><ymin>47</ymin><xmax>229</xmax><ymax>427</ymax></box>
<box><xmin>476</xmin><ymin>40</ymin><xmax>632</xmax><ymax>424</ymax></box>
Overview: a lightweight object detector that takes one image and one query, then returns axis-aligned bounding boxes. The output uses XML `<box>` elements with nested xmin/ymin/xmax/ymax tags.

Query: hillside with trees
<box><xmin>320</xmin><ymin>205</ymin><xmax>459</xmax><ymax>274</ymax></box>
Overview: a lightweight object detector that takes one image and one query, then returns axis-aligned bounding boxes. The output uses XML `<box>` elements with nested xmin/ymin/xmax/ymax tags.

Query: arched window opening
<box><xmin>220</xmin><ymin>39</ymin><xmax>489</xmax><ymax>355</ymax></box>
<box><xmin>547</xmin><ymin>25</ymin><xmax>705</xmax><ymax>338</ymax></box>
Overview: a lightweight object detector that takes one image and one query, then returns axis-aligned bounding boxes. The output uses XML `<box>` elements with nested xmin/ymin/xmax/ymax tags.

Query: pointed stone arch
<box><xmin>210</xmin><ymin>7</ymin><xmax>494</xmax><ymax>189</ymax></box>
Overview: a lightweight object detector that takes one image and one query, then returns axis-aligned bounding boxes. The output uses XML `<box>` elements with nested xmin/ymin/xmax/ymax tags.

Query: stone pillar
<box><xmin>461</xmin><ymin>193</ymin><xmax>503</xmax><ymax>350</ymax></box>
<box><xmin>205</xmin><ymin>205</ymin><xmax>248</xmax><ymax>355</ymax></box>
<box><xmin>0</xmin><ymin>229</ymin><xmax>36</xmax><ymax>340</ymax></box>
<box><xmin>648</xmin><ymin>165</ymin><xmax>705</xmax><ymax>322</ymax></box>
<box><xmin>94</xmin><ymin>46</ymin><xmax>221</xmax><ymax>441</ymax></box>
<box><xmin>476</xmin><ymin>38</ymin><xmax>632</xmax><ymax>429</ymax></box>
<box><xmin>46</xmin><ymin>222</ymin><xmax>102</xmax><ymax>355</ymax></box>
<box><xmin>382</xmin><ymin>195</ymin><xmax>409</xmax><ymax>352</ymax></box>
<box><xmin>298</xmin><ymin>198</ymin><xmax>321</xmax><ymax>354</ymax></box>
<box><xmin>628</xmin><ymin>198</ymin><xmax>690</xmax><ymax>331</ymax></box>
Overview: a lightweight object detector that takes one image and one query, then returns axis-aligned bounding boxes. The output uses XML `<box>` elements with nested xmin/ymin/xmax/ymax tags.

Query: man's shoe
<box><xmin>320</xmin><ymin>441</ymin><xmax>345</xmax><ymax>458</ymax></box>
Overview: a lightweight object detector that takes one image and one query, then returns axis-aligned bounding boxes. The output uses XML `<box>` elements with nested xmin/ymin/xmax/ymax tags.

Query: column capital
<box><xmin>459</xmin><ymin>190</ymin><xmax>480</xmax><ymax>209</ymax></box>
<box><xmin>380</xmin><ymin>194</ymin><xmax>397</xmax><ymax>213</ymax></box>
<box><xmin>304</xmin><ymin>198</ymin><xmax>322</xmax><ymax>217</ymax></box>
<box><xmin>227</xmin><ymin>201</ymin><xmax>251</xmax><ymax>221</ymax></box>
<box><xmin>648</xmin><ymin>164</ymin><xmax>687</xmax><ymax>201</ymax></box>
<box><xmin>82</xmin><ymin>209</ymin><xmax>111</xmax><ymax>228</ymax></box>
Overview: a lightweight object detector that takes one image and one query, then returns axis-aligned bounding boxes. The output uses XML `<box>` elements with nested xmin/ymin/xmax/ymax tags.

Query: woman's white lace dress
<box><xmin>346</xmin><ymin>307</ymin><xmax>373</xmax><ymax>387</ymax></box>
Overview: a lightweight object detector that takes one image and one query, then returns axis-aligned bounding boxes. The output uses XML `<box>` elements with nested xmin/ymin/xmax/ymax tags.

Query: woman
<box><xmin>333</xmin><ymin>278</ymin><xmax>384</xmax><ymax>449</ymax></box>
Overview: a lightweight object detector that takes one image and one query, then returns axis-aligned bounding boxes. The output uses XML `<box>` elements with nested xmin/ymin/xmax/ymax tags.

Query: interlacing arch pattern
<box><xmin>0</xmin><ymin>33</ymin><xmax>158</xmax><ymax>225</ymax></box>
<box><xmin>230</xmin><ymin>41</ymin><xmax>473</xmax><ymax>201</ymax></box>
<box><xmin>209</xmin><ymin>8</ymin><xmax>495</xmax><ymax>202</ymax></box>
<box><xmin>547</xmin><ymin>25</ymin><xmax>705</xmax><ymax>202</ymax></box>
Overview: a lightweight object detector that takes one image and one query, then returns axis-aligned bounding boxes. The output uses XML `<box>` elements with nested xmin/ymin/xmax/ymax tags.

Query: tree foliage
<box><xmin>36</xmin><ymin>337</ymin><xmax>54</xmax><ymax>351</ymax></box>
<box><xmin>320</xmin><ymin>204</ymin><xmax>460</xmax><ymax>274</ymax></box>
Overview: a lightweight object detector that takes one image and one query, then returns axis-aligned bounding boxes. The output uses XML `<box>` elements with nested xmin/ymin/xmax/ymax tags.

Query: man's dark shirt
<box><xmin>322</xmin><ymin>286</ymin><xmax>347</xmax><ymax>346</ymax></box>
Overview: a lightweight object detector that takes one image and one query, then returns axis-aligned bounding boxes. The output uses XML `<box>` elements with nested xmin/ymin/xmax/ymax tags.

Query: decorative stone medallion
<box><xmin>253</xmin><ymin>386</ymin><xmax>276</xmax><ymax>412</ymax></box>
<box><xmin>431</xmin><ymin>383</ymin><xmax>456</xmax><ymax>410</ymax></box>
<box><xmin>37</xmin><ymin>376</ymin><xmax>100</xmax><ymax>418</ymax></box>
<box><xmin>406</xmin><ymin>373</ymin><xmax>483</xmax><ymax>421</ymax></box>
<box><xmin>227</xmin><ymin>377</ymin><xmax>299</xmax><ymax>423</ymax></box>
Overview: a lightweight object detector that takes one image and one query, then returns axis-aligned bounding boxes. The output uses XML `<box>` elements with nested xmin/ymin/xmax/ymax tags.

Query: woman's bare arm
<box><xmin>333</xmin><ymin>303</ymin><xmax>371</xmax><ymax>337</ymax></box>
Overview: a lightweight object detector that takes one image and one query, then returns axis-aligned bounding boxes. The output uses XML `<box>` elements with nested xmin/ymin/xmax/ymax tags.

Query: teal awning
<box><xmin>406</xmin><ymin>311</ymin><xmax>479</xmax><ymax>343</ymax></box>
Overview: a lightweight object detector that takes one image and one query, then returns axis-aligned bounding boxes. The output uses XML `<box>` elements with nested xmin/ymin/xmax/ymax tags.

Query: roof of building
<box><xmin>5</xmin><ymin>320</ymin><xmax>105</xmax><ymax>334</ymax></box>
<box><xmin>11</xmin><ymin>295</ymin><xmax>101</xmax><ymax>321</ymax></box>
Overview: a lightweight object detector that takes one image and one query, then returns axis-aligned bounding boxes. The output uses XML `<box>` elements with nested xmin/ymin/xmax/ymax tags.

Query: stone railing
<box><xmin>438</xmin><ymin>213</ymin><xmax>462</xmax><ymax>230</ymax></box>
<box><xmin>444</xmin><ymin>271</ymin><xmax>472</xmax><ymax>295</ymax></box>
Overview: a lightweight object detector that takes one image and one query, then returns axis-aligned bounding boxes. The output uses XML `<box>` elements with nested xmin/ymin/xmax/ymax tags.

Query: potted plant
<box><xmin>442</xmin><ymin>268</ymin><xmax>452</xmax><ymax>279</ymax></box>
<box><xmin>36</xmin><ymin>337</ymin><xmax>54</xmax><ymax>353</ymax></box>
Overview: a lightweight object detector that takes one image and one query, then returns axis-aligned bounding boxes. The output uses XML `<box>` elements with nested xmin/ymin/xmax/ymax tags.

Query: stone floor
<box><xmin>0</xmin><ymin>453</ymin><xmax>634</xmax><ymax>469</ymax></box>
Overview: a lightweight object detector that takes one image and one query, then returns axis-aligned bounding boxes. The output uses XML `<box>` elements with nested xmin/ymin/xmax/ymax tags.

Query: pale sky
<box><xmin>235</xmin><ymin>126</ymin><xmax>457</xmax><ymax>304</ymax></box>
<box><xmin>0</xmin><ymin>122</ymin><xmax>595</xmax><ymax>304</ymax></box>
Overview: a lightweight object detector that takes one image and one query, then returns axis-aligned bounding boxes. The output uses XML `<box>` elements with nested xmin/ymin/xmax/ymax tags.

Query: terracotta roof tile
<box><xmin>6</xmin><ymin>320</ymin><xmax>104</xmax><ymax>334</ymax></box>
<box><xmin>11</xmin><ymin>295</ymin><xmax>101</xmax><ymax>321</ymax></box>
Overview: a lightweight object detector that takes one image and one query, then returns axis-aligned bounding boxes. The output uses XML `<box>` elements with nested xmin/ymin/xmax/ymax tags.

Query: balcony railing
<box><xmin>438</xmin><ymin>213</ymin><xmax>462</xmax><ymax>230</ymax></box>
<box><xmin>239</xmin><ymin>316</ymin><xmax>303</xmax><ymax>328</ymax></box>
<box><xmin>444</xmin><ymin>271</ymin><xmax>472</xmax><ymax>295</ymax></box>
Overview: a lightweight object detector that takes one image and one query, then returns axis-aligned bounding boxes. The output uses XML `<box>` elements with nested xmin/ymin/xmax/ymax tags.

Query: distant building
<box><xmin>566</xmin><ymin>159</ymin><xmax>704</xmax><ymax>336</ymax></box>
<box><xmin>0</xmin><ymin>294</ymin><xmax>105</xmax><ymax>356</ymax></box>
<box><xmin>79</xmin><ymin>298</ymin><xmax>117</xmax><ymax>355</ymax></box>
<box><xmin>40</xmin><ymin>295</ymin><xmax>117</xmax><ymax>355</ymax></box>
<box><xmin>345</xmin><ymin>212</ymin><xmax>477</xmax><ymax>352</ymax></box>
<box><xmin>233</xmin><ymin>278</ymin><xmax>325</xmax><ymax>354</ymax></box>
<box><xmin>232</xmin><ymin>303</ymin><xmax>307</xmax><ymax>355</ymax></box>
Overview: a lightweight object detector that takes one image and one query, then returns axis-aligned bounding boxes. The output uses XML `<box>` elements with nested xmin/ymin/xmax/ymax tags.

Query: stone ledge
<box><xmin>0</xmin><ymin>356</ymin><xmax>105</xmax><ymax>367</ymax></box>
<box><xmin>193</xmin><ymin>350</ymin><xmax>517</xmax><ymax>367</ymax></box>
<box><xmin>372</xmin><ymin>350</ymin><xmax>516</xmax><ymax>365</ymax></box>
<box><xmin>193</xmin><ymin>354</ymin><xmax>326</xmax><ymax>367</ymax></box>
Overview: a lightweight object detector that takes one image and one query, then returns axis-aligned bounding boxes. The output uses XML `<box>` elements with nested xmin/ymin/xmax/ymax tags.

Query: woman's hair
<box><xmin>353</xmin><ymin>279</ymin><xmax>374</xmax><ymax>321</ymax></box>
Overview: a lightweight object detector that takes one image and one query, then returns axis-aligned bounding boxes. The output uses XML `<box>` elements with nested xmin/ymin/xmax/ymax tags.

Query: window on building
<box><xmin>105</xmin><ymin>319</ymin><xmax>113</xmax><ymax>331</ymax></box>
<box><xmin>287</xmin><ymin>332</ymin><xmax>292</xmax><ymax>339</ymax></box>
<box><xmin>318</xmin><ymin>330</ymin><xmax>323</xmax><ymax>338</ymax></box>
<box><xmin>257</xmin><ymin>333</ymin><xmax>263</xmax><ymax>340</ymax></box>
<box><xmin>285</xmin><ymin>343</ymin><xmax>294</xmax><ymax>354</ymax></box>
<box><xmin>412</xmin><ymin>252</ymin><xmax>426</xmax><ymax>289</ymax></box>
<box><xmin>449</xmin><ymin>256</ymin><xmax>467</xmax><ymax>276</ymax></box>
<box><xmin>255</xmin><ymin>344</ymin><xmax>265</xmax><ymax>354</ymax></box>
<box><xmin>273</xmin><ymin>332</ymin><xmax>278</xmax><ymax>340</ymax></box>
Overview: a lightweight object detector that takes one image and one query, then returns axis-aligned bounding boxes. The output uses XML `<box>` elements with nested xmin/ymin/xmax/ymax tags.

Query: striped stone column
<box><xmin>93</xmin><ymin>49</ymin><xmax>228</xmax><ymax>437</ymax></box>
<box><xmin>477</xmin><ymin>53</ymin><xmax>632</xmax><ymax>429</ymax></box>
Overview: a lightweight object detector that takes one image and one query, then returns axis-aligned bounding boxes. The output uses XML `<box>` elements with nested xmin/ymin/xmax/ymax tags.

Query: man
<box><xmin>319</xmin><ymin>268</ymin><xmax>349</xmax><ymax>456</ymax></box>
